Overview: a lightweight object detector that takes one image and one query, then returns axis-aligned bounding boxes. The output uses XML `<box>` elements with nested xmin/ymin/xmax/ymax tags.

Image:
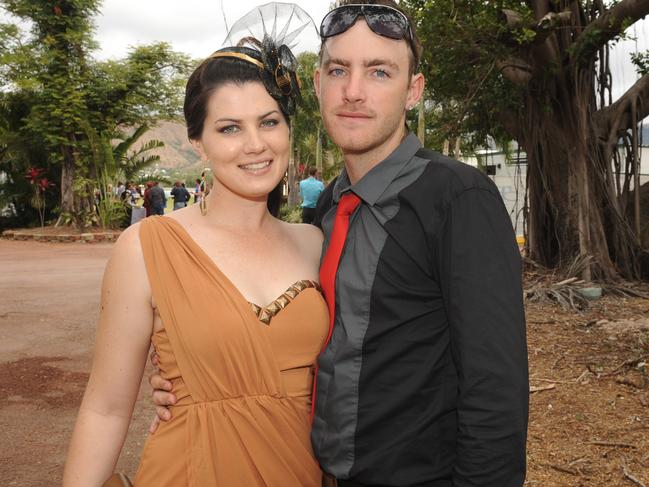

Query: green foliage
<box><xmin>631</xmin><ymin>50</ymin><xmax>649</xmax><ymax>76</ymax></box>
<box><xmin>293</xmin><ymin>51</ymin><xmax>343</xmax><ymax>178</ymax></box>
<box><xmin>95</xmin><ymin>194</ymin><xmax>127</xmax><ymax>229</ymax></box>
<box><xmin>0</xmin><ymin>91</ymin><xmax>57</xmax><ymax>226</ymax></box>
<box><xmin>513</xmin><ymin>27</ymin><xmax>537</xmax><ymax>45</ymax></box>
<box><xmin>110</xmin><ymin>125</ymin><xmax>164</xmax><ymax>181</ymax></box>
<box><xmin>278</xmin><ymin>204</ymin><xmax>303</xmax><ymax>223</ymax></box>
<box><xmin>293</xmin><ymin>52</ymin><xmax>322</xmax><ymax>166</ymax></box>
<box><xmin>402</xmin><ymin>0</ymin><xmax>529</xmax><ymax>146</ymax></box>
<box><xmin>0</xmin><ymin>0</ymin><xmax>192</xmax><ymax>227</ymax></box>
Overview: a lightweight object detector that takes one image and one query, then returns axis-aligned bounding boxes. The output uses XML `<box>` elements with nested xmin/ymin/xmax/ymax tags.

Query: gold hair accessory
<box><xmin>208</xmin><ymin>51</ymin><xmax>265</xmax><ymax>70</ymax></box>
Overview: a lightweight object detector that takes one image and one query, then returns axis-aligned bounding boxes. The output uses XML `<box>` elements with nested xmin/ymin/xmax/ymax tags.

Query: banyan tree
<box><xmin>406</xmin><ymin>0</ymin><xmax>649</xmax><ymax>280</ymax></box>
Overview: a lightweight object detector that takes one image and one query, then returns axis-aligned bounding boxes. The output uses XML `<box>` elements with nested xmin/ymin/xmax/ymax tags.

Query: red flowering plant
<box><xmin>25</xmin><ymin>167</ymin><xmax>54</xmax><ymax>227</ymax></box>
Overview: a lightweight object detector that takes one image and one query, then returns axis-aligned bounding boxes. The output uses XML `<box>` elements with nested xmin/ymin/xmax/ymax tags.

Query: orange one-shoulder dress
<box><xmin>134</xmin><ymin>217</ymin><xmax>328</xmax><ymax>486</ymax></box>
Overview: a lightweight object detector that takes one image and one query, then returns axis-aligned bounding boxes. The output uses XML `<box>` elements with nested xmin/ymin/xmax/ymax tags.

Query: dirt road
<box><xmin>1</xmin><ymin>238</ymin><xmax>647</xmax><ymax>486</ymax></box>
<box><xmin>0</xmin><ymin>239</ymin><xmax>152</xmax><ymax>486</ymax></box>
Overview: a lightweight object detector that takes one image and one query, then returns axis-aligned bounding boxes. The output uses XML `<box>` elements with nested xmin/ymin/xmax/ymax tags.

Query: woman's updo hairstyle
<box><xmin>184</xmin><ymin>44</ymin><xmax>300</xmax><ymax>217</ymax></box>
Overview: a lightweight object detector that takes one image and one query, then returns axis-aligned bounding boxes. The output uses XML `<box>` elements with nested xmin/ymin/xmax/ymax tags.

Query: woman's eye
<box><xmin>219</xmin><ymin>125</ymin><xmax>240</xmax><ymax>134</ymax></box>
<box><xmin>261</xmin><ymin>118</ymin><xmax>279</xmax><ymax>128</ymax></box>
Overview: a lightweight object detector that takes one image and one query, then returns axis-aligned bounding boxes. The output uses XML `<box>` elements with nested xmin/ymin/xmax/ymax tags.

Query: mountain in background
<box><xmin>136</xmin><ymin>121</ymin><xmax>202</xmax><ymax>171</ymax></box>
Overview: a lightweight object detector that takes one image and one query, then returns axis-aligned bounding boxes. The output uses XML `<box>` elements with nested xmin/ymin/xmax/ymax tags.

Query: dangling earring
<box><xmin>200</xmin><ymin>173</ymin><xmax>208</xmax><ymax>216</ymax></box>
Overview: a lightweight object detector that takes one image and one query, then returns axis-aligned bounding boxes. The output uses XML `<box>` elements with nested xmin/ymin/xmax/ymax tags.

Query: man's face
<box><xmin>315</xmin><ymin>19</ymin><xmax>423</xmax><ymax>158</ymax></box>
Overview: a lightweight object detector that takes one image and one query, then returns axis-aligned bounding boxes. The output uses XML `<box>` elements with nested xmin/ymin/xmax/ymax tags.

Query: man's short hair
<box><xmin>308</xmin><ymin>166</ymin><xmax>318</xmax><ymax>176</ymax></box>
<box><xmin>318</xmin><ymin>0</ymin><xmax>423</xmax><ymax>77</ymax></box>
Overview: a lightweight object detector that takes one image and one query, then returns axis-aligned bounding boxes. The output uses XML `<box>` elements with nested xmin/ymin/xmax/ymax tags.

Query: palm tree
<box><xmin>113</xmin><ymin>125</ymin><xmax>164</xmax><ymax>181</ymax></box>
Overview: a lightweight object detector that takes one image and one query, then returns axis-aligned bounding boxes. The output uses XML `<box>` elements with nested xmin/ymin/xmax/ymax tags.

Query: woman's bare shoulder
<box><xmin>107</xmin><ymin>222</ymin><xmax>148</xmax><ymax>279</ymax></box>
<box><xmin>112</xmin><ymin>221</ymin><xmax>143</xmax><ymax>255</ymax></box>
<box><xmin>283</xmin><ymin>221</ymin><xmax>323</xmax><ymax>243</ymax></box>
<box><xmin>281</xmin><ymin>221</ymin><xmax>323</xmax><ymax>260</ymax></box>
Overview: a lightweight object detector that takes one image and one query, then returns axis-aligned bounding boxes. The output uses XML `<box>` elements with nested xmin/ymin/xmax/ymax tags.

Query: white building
<box><xmin>462</xmin><ymin>142</ymin><xmax>648</xmax><ymax>240</ymax></box>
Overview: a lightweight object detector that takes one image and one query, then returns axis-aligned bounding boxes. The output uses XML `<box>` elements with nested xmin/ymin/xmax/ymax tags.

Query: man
<box><xmin>150</xmin><ymin>2</ymin><xmax>528</xmax><ymax>485</ymax></box>
<box><xmin>148</xmin><ymin>181</ymin><xmax>166</xmax><ymax>216</ymax></box>
<box><xmin>299</xmin><ymin>166</ymin><xmax>326</xmax><ymax>224</ymax></box>
<box><xmin>116</xmin><ymin>181</ymin><xmax>126</xmax><ymax>198</ymax></box>
<box><xmin>170</xmin><ymin>181</ymin><xmax>191</xmax><ymax>211</ymax></box>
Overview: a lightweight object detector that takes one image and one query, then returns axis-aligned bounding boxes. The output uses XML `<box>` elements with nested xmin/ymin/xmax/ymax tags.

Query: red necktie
<box><xmin>311</xmin><ymin>192</ymin><xmax>361</xmax><ymax>418</ymax></box>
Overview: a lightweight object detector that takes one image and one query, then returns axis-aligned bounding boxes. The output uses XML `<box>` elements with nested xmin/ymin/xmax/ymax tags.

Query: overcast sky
<box><xmin>1</xmin><ymin>1</ymin><xmax>647</xmax><ymax>99</ymax></box>
<box><xmin>93</xmin><ymin>0</ymin><xmax>331</xmax><ymax>60</ymax></box>
<box><xmin>93</xmin><ymin>0</ymin><xmax>646</xmax><ymax>100</ymax></box>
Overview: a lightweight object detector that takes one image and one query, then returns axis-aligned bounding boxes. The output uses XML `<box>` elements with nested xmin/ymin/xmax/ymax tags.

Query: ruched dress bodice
<box><xmin>134</xmin><ymin>217</ymin><xmax>328</xmax><ymax>486</ymax></box>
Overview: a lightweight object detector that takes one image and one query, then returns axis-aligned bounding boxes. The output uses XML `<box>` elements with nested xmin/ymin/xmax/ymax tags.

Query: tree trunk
<box><xmin>287</xmin><ymin>121</ymin><xmax>300</xmax><ymax>207</ymax></box>
<box><xmin>316</xmin><ymin>124</ymin><xmax>323</xmax><ymax>174</ymax></box>
<box><xmin>521</xmin><ymin>70</ymin><xmax>636</xmax><ymax>280</ymax></box>
<box><xmin>57</xmin><ymin>144</ymin><xmax>76</xmax><ymax>222</ymax></box>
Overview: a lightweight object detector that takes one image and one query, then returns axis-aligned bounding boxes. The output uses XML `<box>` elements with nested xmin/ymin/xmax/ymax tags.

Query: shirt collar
<box><xmin>333</xmin><ymin>133</ymin><xmax>421</xmax><ymax>205</ymax></box>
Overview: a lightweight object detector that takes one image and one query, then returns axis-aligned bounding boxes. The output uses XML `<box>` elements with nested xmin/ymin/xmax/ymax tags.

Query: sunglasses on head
<box><xmin>320</xmin><ymin>4</ymin><xmax>413</xmax><ymax>44</ymax></box>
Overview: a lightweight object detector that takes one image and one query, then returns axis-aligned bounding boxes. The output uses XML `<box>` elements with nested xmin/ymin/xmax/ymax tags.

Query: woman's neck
<box><xmin>202</xmin><ymin>184</ymin><xmax>274</xmax><ymax>233</ymax></box>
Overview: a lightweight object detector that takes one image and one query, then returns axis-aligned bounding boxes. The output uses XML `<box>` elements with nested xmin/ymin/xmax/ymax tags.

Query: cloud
<box><xmin>93</xmin><ymin>0</ymin><xmax>329</xmax><ymax>60</ymax></box>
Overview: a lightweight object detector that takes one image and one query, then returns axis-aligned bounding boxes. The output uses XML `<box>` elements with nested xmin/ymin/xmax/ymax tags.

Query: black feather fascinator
<box><xmin>209</xmin><ymin>3</ymin><xmax>318</xmax><ymax>116</ymax></box>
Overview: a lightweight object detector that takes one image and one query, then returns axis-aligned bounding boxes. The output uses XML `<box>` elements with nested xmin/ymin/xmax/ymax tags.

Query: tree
<box><xmin>404</xmin><ymin>0</ymin><xmax>649</xmax><ymax>280</ymax></box>
<box><xmin>293</xmin><ymin>52</ymin><xmax>343</xmax><ymax>187</ymax></box>
<box><xmin>113</xmin><ymin>126</ymin><xmax>165</xmax><ymax>182</ymax></box>
<box><xmin>289</xmin><ymin>52</ymin><xmax>322</xmax><ymax>206</ymax></box>
<box><xmin>0</xmin><ymin>91</ymin><xmax>55</xmax><ymax>227</ymax></box>
<box><xmin>0</xmin><ymin>0</ymin><xmax>192</xmax><ymax>227</ymax></box>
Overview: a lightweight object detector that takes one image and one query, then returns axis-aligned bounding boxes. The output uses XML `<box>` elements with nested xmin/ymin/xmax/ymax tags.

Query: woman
<box><xmin>142</xmin><ymin>181</ymin><xmax>153</xmax><ymax>217</ymax></box>
<box><xmin>193</xmin><ymin>177</ymin><xmax>202</xmax><ymax>204</ymax></box>
<box><xmin>63</xmin><ymin>19</ymin><xmax>327</xmax><ymax>486</ymax></box>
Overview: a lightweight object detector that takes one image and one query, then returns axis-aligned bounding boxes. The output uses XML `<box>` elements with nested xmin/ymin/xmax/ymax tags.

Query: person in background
<box><xmin>116</xmin><ymin>181</ymin><xmax>126</xmax><ymax>198</ymax></box>
<box><xmin>143</xmin><ymin>181</ymin><xmax>154</xmax><ymax>217</ymax></box>
<box><xmin>193</xmin><ymin>178</ymin><xmax>202</xmax><ymax>204</ymax></box>
<box><xmin>148</xmin><ymin>181</ymin><xmax>166</xmax><ymax>216</ymax></box>
<box><xmin>299</xmin><ymin>166</ymin><xmax>325</xmax><ymax>224</ymax></box>
<box><xmin>170</xmin><ymin>181</ymin><xmax>191</xmax><ymax>210</ymax></box>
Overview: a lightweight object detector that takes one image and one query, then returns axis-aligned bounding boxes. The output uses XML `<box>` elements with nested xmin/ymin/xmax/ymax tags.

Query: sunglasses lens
<box><xmin>321</xmin><ymin>8</ymin><xmax>360</xmax><ymax>38</ymax></box>
<box><xmin>321</xmin><ymin>5</ymin><xmax>411</xmax><ymax>45</ymax></box>
<box><xmin>366</xmin><ymin>9</ymin><xmax>408</xmax><ymax>39</ymax></box>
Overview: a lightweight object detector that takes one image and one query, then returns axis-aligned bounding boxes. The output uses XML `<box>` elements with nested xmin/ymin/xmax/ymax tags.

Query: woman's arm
<box><xmin>63</xmin><ymin>224</ymin><xmax>154</xmax><ymax>486</ymax></box>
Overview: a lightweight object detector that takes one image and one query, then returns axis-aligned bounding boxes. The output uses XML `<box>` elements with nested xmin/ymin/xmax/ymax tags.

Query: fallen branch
<box><xmin>568</xmin><ymin>457</ymin><xmax>588</xmax><ymax>467</ymax></box>
<box><xmin>604</xmin><ymin>285</ymin><xmax>649</xmax><ymax>299</ymax></box>
<box><xmin>590</xmin><ymin>356</ymin><xmax>649</xmax><ymax>377</ymax></box>
<box><xmin>531</xmin><ymin>377</ymin><xmax>574</xmax><ymax>384</ymax></box>
<box><xmin>541</xmin><ymin>463</ymin><xmax>579</xmax><ymax>476</ymax></box>
<box><xmin>591</xmin><ymin>441</ymin><xmax>637</xmax><ymax>449</ymax></box>
<box><xmin>529</xmin><ymin>370</ymin><xmax>591</xmax><ymax>384</ymax></box>
<box><xmin>622</xmin><ymin>465</ymin><xmax>647</xmax><ymax>487</ymax></box>
<box><xmin>555</xmin><ymin>277</ymin><xmax>579</xmax><ymax>287</ymax></box>
<box><xmin>530</xmin><ymin>383</ymin><xmax>556</xmax><ymax>393</ymax></box>
<box><xmin>616</xmin><ymin>376</ymin><xmax>645</xmax><ymax>389</ymax></box>
<box><xmin>525</xmin><ymin>281</ymin><xmax>591</xmax><ymax>311</ymax></box>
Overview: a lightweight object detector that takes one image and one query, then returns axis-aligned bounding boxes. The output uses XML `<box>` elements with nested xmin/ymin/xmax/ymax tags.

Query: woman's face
<box><xmin>193</xmin><ymin>82</ymin><xmax>289</xmax><ymax>204</ymax></box>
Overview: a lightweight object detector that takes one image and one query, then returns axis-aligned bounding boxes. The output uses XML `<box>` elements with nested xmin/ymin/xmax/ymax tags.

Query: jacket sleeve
<box><xmin>436</xmin><ymin>187</ymin><xmax>529</xmax><ymax>487</ymax></box>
